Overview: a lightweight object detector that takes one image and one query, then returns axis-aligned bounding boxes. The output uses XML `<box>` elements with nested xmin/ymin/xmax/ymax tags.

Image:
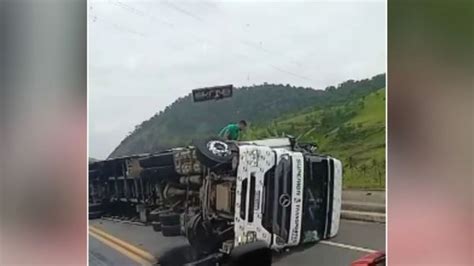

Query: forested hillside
<box><xmin>244</xmin><ymin>88</ymin><xmax>386</xmax><ymax>189</ymax></box>
<box><xmin>109</xmin><ymin>74</ymin><xmax>385</xmax><ymax>163</ymax></box>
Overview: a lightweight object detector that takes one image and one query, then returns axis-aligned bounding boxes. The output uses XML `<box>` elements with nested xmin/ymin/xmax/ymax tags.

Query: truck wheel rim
<box><xmin>207</xmin><ymin>140</ymin><xmax>231</xmax><ymax>157</ymax></box>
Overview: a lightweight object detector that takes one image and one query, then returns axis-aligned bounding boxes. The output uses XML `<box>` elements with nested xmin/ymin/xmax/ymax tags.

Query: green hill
<box><xmin>244</xmin><ymin>88</ymin><xmax>386</xmax><ymax>189</ymax></box>
<box><xmin>109</xmin><ymin>74</ymin><xmax>386</xmax><ymax>186</ymax></box>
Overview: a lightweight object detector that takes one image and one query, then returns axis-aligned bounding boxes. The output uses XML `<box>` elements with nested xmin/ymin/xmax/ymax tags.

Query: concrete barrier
<box><xmin>341</xmin><ymin>190</ymin><xmax>386</xmax><ymax>223</ymax></box>
<box><xmin>341</xmin><ymin>210</ymin><xmax>385</xmax><ymax>223</ymax></box>
<box><xmin>342</xmin><ymin>201</ymin><xmax>386</xmax><ymax>213</ymax></box>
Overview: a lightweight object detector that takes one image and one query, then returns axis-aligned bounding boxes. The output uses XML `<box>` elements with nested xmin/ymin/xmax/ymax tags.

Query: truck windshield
<box><xmin>262</xmin><ymin>167</ymin><xmax>274</xmax><ymax>234</ymax></box>
<box><xmin>262</xmin><ymin>157</ymin><xmax>292</xmax><ymax>242</ymax></box>
<box><xmin>302</xmin><ymin>157</ymin><xmax>333</xmax><ymax>238</ymax></box>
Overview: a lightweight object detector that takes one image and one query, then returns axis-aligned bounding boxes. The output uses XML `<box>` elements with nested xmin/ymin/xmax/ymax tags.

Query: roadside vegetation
<box><xmin>244</xmin><ymin>88</ymin><xmax>386</xmax><ymax>189</ymax></box>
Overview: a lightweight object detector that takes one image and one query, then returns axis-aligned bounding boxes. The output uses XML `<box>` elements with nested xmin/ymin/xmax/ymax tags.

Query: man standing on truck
<box><xmin>218</xmin><ymin>120</ymin><xmax>247</xmax><ymax>140</ymax></box>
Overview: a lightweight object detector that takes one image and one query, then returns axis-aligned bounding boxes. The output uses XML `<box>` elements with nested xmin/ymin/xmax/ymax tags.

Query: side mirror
<box><xmin>228</xmin><ymin>241</ymin><xmax>272</xmax><ymax>266</ymax></box>
<box><xmin>286</xmin><ymin>135</ymin><xmax>296</xmax><ymax>150</ymax></box>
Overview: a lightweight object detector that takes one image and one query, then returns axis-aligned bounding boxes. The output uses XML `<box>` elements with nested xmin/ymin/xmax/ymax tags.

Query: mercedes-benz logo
<box><xmin>279</xmin><ymin>194</ymin><xmax>291</xmax><ymax>208</ymax></box>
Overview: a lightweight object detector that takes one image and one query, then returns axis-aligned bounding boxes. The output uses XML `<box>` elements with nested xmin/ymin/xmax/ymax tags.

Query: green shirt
<box><xmin>219</xmin><ymin>123</ymin><xmax>240</xmax><ymax>140</ymax></box>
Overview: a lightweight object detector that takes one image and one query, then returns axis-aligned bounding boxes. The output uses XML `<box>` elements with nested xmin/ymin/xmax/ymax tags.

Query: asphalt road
<box><xmin>89</xmin><ymin>236</ymin><xmax>140</xmax><ymax>266</ymax></box>
<box><xmin>89</xmin><ymin>219</ymin><xmax>385</xmax><ymax>265</ymax></box>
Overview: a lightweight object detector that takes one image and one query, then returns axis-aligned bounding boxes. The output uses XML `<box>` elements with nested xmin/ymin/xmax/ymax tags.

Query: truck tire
<box><xmin>152</xmin><ymin>221</ymin><xmax>161</xmax><ymax>232</ymax></box>
<box><xmin>139</xmin><ymin>152</ymin><xmax>174</xmax><ymax>168</ymax></box>
<box><xmin>159</xmin><ymin>213</ymin><xmax>180</xmax><ymax>226</ymax></box>
<box><xmin>161</xmin><ymin>224</ymin><xmax>181</xmax><ymax>237</ymax></box>
<box><xmin>186</xmin><ymin>214</ymin><xmax>221</xmax><ymax>254</ymax></box>
<box><xmin>148</xmin><ymin>209</ymin><xmax>160</xmax><ymax>222</ymax></box>
<box><xmin>193</xmin><ymin>138</ymin><xmax>235</xmax><ymax>169</ymax></box>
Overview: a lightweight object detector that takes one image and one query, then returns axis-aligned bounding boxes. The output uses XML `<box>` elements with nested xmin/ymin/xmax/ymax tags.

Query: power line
<box><xmin>270</xmin><ymin>65</ymin><xmax>314</xmax><ymax>81</ymax></box>
<box><xmin>110</xmin><ymin>0</ymin><xmax>175</xmax><ymax>28</ymax></box>
<box><xmin>162</xmin><ymin>1</ymin><xmax>205</xmax><ymax>22</ymax></box>
<box><xmin>240</xmin><ymin>40</ymin><xmax>304</xmax><ymax>68</ymax></box>
<box><xmin>92</xmin><ymin>0</ymin><xmax>314</xmax><ymax>82</ymax></box>
<box><xmin>89</xmin><ymin>12</ymin><xmax>146</xmax><ymax>37</ymax></box>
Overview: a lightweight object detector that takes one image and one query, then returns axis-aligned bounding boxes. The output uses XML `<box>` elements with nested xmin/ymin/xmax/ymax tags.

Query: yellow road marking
<box><xmin>89</xmin><ymin>225</ymin><xmax>157</xmax><ymax>265</ymax></box>
<box><xmin>89</xmin><ymin>231</ymin><xmax>152</xmax><ymax>266</ymax></box>
<box><xmin>90</xmin><ymin>225</ymin><xmax>156</xmax><ymax>262</ymax></box>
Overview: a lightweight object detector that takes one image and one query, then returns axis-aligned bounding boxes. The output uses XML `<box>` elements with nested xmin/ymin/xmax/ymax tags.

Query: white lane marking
<box><xmin>319</xmin><ymin>240</ymin><xmax>377</xmax><ymax>253</ymax></box>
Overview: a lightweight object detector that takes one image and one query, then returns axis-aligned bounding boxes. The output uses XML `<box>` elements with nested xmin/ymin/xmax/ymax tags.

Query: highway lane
<box><xmin>332</xmin><ymin>219</ymin><xmax>385</xmax><ymax>250</ymax></box>
<box><xmin>90</xmin><ymin>219</ymin><xmax>189</xmax><ymax>259</ymax></box>
<box><xmin>274</xmin><ymin>220</ymin><xmax>385</xmax><ymax>265</ymax></box>
<box><xmin>274</xmin><ymin>243</ymin><xmax>372</xmax><ymax>265</ymax></box>
<box><xmin>89</xmin><ymin>235</ymin><xmax>140</xmax><ymax>266</ymax></box>
<box><xmin>89</xmin><ymin>219</ymin><xmax>385</xmax><ymax>265</ymax></box>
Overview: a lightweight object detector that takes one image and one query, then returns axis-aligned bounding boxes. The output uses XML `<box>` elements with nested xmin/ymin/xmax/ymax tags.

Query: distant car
<box><xmin>351</xmin><ymin>251</ymin><xmax>386</xmax><ymax>266</ymax></box>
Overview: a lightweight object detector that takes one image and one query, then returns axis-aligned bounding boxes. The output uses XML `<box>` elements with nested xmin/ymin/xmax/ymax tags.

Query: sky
<box><xmin>89</xmin><ymin>0</ymin><xmax>386</xmax><ymax>159</ymax></box>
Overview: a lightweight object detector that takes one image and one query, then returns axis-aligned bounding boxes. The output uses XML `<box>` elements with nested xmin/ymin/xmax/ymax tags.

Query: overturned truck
<box><xmin>89</xmin><ymin>137</ymin><xmax>342</xmax><ymax>257</ymax></box>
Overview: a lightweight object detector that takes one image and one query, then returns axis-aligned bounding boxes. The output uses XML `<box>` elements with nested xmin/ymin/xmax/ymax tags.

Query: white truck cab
<box><xmin>233</xmin><ymin>140</ymin><xmax>342</xmax><ymax>250</ymax></box>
